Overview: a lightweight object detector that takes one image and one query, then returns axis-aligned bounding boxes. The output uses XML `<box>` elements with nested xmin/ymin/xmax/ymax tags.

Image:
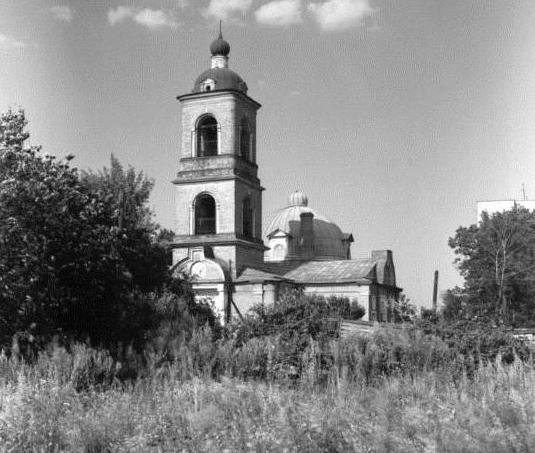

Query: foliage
<box><xmin>420</xmin><ymin>307</ymin><xmax>440</xmax><ymax>323</ymax></box>
<box><xmin>234</xmin><ymin>289</ymin><xmax>340</xmax><ymax>346</ymax></box>
<box><xmin>449</xmin><ymin>206</ymin><xmax>535</xmax><ymax>326</ymax></box>
<box><xmin>80</xmin><ymin>155</ymin><xmax>170</xmax><ymax>292</ymax></box>
<box><xmin>416</xmin><ymin>318</ymin><xmax>532</xmax><ymax>372</ymax></box>
<box><xmin>440</xmin><ymin>286</ymin><xmax>468</xmax><ymax>322</ymax></box>
<box><xmin>147</xmin><ymin>278</ymin><xmax>221</xmax><ymax>362</ymax></box>
<box><xmin>348</xmin><ymin>299</ymin><xmax>366</xmax><ymax>320</ymax></box>
<box><xmin>317</xmin><ymin>295</ymin><xmax>365</xmax><ymax>321</ymax></box>
<box><xmin>391</xmin><ymin>293</ymin><xmax>417</xmax><ymax>323</ymax></box>
<box><xmin>0</xmin><ymin>109</ymin><xmax>184</xmax><ymax>352</ymax></box>
<box><xmin>1</xmin><ymin>340</ymin><xmax>535</xmax><ymax>452</ymax></box>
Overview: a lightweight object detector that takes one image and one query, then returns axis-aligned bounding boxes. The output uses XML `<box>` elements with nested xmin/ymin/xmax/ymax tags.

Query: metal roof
<box><xmin>235</xmin><ymin>267</ymin><xmax>293</xmax><ymax>283</ymax></box>
<box><xmin>194</xmin><ymin>67</ymin><xmax>248</xmax><ymax>94</ymax></box>
<box><xmin>284</xmin><ymin>259</ymin><xmax>376</xmax><ymax>284</ymax></box>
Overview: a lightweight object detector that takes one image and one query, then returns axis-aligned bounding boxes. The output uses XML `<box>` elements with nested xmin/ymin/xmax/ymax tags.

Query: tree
<box><xmin>449</xmin><ymin>206</ymin><xmax>535</xmax><ymax>326</ymax></box>
<box><xmin>391</xmin><ymin>293</ymin><xmax>417</xmax><ymax>323</ymax></box>
<box><xmin>0</xmin><ymin>109</ymin><xmax>91</xmax><ymax>348</ymax></box>
<box><xmin>440</xmin><ymin>286</ymin><xmax>468</xmax><ymax>322</ymax></box>
<box><xmin>81</xmin><ymin>155</ymin><xmax>170</xmax><ymax>292</ymax></box>
<box><xmin>0</xmin><ymin>109</ymin><xmax>173</xmax><ymax>351</ymax></box>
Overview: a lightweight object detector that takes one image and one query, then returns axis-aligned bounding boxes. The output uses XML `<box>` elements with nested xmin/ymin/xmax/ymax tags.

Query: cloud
<box><xmin>308</xmin><ymin>0</ymin><xmax>373</xmax><ymax>31</ymax></box>
<box><xmin>177</xmin><ymin>0</ymin><xmax>189</xmax><ymax>8</ymax></box>
<box><xmin>134</xmin><ymin>8</ymin><xmax>179</xmax><ymax>29</ymax></box>
<box><xmin>255</xmin><ymin>0</ymin><xmax>302</xmax><ymax>26</ymax></box>
<box><xmin>50</xmin><ymin>5</ymin><xmax>73</xmax><ymax>22</ymax></box>
<box><xmin>108</xmin><ymin>6</ymin><xmax>134</xmax><ymax>25</ymax></box>
<box><xmin>204</xmin><ymin>0</ymin><xmax>253</xmax><ymax>21</ymax></box>
<box><xmin>108</xmin><ymin>7</ymin><xmax>178</xmax><ymax>29</ymax></box>
<box><xmin>0</xmin><ymin>33</ymin><xmax>25</xmax><ymax>48</ymax></box>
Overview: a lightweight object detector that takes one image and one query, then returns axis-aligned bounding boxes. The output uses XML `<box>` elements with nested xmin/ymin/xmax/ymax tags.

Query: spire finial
<box><xmin>209</xmin><ymin>22</ymin><xmax>230</xmax><ymax>57</ymax></box>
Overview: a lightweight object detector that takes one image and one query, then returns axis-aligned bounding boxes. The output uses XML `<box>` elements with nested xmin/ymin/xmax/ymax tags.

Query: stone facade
<box><xmin>171</xmin><ymin>34</ymin><xmax>402</xmax><ymax>323</ymax></box>
<box><xmin>178</xmin><ymin>93</ymin><xmax>258</xmax><ymax>162</ymax></box>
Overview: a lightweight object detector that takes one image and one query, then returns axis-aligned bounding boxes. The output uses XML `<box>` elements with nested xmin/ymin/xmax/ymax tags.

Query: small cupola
<box><xmin>191</xmin><ymin>25</ymin><xmax>249</xmax><ymax>94</ymax></box>
<box><xmin>210</xmin><ymin>24</ymin><xmax>230</xmax><ymax>69</ymax></box>
<box><xmin>210</xmin><ymin>31</ymin><xmax>230</xmax><ymax>57</ymax></box>
<box><xmin>288</xmin><ymin>190</ymin><xmax>308</xmax><ymax>207</ymax></box>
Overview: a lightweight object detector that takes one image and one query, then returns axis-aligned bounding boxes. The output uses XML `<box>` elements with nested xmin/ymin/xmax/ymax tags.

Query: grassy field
<box><xmin>1</xmin><ymin>336</ymin><xmax>534</xmax><ymax>453</ymax></box>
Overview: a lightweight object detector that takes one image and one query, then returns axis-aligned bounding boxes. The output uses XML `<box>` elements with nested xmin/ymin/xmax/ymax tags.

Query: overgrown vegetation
<box><xmin>2</xmin><ymin>108</ymin><xmax>535</xmax><ymax>451</ymax></box>
<box><xmin>1</xmin><ymin>327</ymin><xmax>533</xmax><ymax>452</ymax></box>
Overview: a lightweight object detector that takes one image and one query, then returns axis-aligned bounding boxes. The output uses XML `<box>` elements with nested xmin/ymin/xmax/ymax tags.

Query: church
<box><xmin>171</xmin><ymin>31</ymin><xmax>402</xmax><ymax>323</ymax></box>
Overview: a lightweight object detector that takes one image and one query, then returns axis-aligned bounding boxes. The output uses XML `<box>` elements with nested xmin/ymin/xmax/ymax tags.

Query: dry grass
<box><xmin>1</xmin><ymin>340</ymin><xmax>534</xmax><ymax>453</ymax></box>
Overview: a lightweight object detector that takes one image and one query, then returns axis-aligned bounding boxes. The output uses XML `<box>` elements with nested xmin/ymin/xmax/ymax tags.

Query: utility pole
<box><xmin>432</xmin><ymin>270</ymin><xmax>439</xmax><ymax>312</ymax></box>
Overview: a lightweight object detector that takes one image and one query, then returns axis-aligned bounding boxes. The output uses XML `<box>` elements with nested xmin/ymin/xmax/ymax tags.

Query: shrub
<box><xmin>234</xmin><ymin>289</ymin><xmax>338</xmax><ymax>346</ymax></box>
<box><xmin>417</xmin><ymin>318</ymin><xmax>532</xmax><ymax>372</ymax></box>
<box><xmin>349</xmin><ymin>300</ymin><xmax>366</xmax><ymax>320</ymax></box>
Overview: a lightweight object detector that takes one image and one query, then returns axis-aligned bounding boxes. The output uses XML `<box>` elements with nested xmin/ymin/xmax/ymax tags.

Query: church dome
<box><xmin>193</xmin><ymin>68</ymin><xmax>248</xmax><ymax>94</ymax></box>
<box><xmin>210</xmin><ymin>32</ymin><xmax>230</xmax><ymax>56</ymax></box>
<box><xmin>265</xmin><ymin>192</ymin><xmax>347</xmax><ymax>260</ymax></box>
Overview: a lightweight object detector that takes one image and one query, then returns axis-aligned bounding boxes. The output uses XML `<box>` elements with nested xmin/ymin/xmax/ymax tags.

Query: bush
<box><xmin>417</xmin><ymin>318</ymin><xmax>532</xmax><ymax>372</ymax></box>
<box><xmin>234</xmin><ymin>289</ymin><xmax>338</xmax><ymax>344</ymax></box>
<box><xmin>349</xmin><ymin>300</ymin><xmax>366</xmax><ymax>320</ymax></box>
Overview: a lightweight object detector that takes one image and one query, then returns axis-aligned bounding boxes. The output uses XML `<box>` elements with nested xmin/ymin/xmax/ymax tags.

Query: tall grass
<box><xmin>1</xmin><ymin>326</ymin><xmax>533</xmax><ymax>452</ymax></box>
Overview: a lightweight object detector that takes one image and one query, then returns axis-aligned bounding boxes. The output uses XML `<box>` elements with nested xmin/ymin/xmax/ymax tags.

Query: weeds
<box><xmin>1</xmin><ymin>325</ymin><xmax>534</xmax><ymax>452</ymax></box>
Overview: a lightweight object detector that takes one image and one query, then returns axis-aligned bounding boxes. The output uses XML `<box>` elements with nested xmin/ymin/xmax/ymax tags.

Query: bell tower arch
<box><xmin>172</xmin><ymin>31</ymin><xmax>266</xmax><ymax>279</ymax></box>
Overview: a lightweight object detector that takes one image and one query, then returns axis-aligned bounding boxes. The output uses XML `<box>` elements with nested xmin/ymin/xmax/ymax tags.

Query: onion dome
<box><xmin>192</xmin><ymin>29</ymin><xmax>248</xmax><ymax>94</ymax></box>
<box><xmin>210</xmin><ymin>31</ymin><xmax>230</xmax><ymax>56</ymax></box>
<box><xmin>288</xmin><ymin>190</ymin><xmax>308</xmax><ymax>207</ymax></box>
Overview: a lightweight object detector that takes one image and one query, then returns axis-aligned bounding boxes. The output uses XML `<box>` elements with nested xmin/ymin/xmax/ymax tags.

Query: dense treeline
<box><xmin>0</xmin><ymin>109</ymin><xmax>219</xmax><ymax>354</ymax></box>
<box><xmin>448</xmin><ymin>206</ymin><xmax>535</xmax><ymax>326</ymax></box>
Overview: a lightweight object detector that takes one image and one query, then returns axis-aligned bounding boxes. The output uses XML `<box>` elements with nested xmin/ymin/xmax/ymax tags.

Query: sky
<box><xmin>2</xmin><ymin>0</ymin><xmax>535</xmax><ymax>309</ymax></box>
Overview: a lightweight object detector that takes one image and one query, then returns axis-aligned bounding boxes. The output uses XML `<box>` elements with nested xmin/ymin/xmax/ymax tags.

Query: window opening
<box><xmin>195</xmin><ymin>194</ymin><xmax>216</xmax><ymax>234</ymax></box>
<box><xmin>197</xmin><ymin>116</ymin><xmax>218</xmax><ymax>157</ymax></box>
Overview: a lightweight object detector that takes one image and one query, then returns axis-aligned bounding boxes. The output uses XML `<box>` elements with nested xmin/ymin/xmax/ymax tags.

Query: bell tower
<box><xmin>172</xmin><ymin>31</ymin><xmax>266</xmax><ymax>278</ymax></box>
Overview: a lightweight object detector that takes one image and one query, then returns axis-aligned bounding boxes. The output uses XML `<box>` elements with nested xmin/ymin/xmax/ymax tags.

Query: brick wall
<box><xmin>179</xmin><ymin>92</ymin><xmax>258</xmax><ymax>162</ymax></box>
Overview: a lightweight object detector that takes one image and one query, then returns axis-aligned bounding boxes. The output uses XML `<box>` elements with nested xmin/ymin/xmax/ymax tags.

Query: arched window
<box><xmin>242</xmin><ymin>197</ymin><xmax>253</xmax><ymax>238</ymax></box>
<box><xmin>196</xmin><ymin>116</ymin><xmax>218</xmax><ymax>157</ymax></box>
<box><xmin>239</xmin><ymin>118</ymin><xmax>251</xmax><ymax>161</ymax></box>
<box><xmin>195</xmin><ymin>194</ymin><xmax>216</xmax><ymax>235</ymax></box>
